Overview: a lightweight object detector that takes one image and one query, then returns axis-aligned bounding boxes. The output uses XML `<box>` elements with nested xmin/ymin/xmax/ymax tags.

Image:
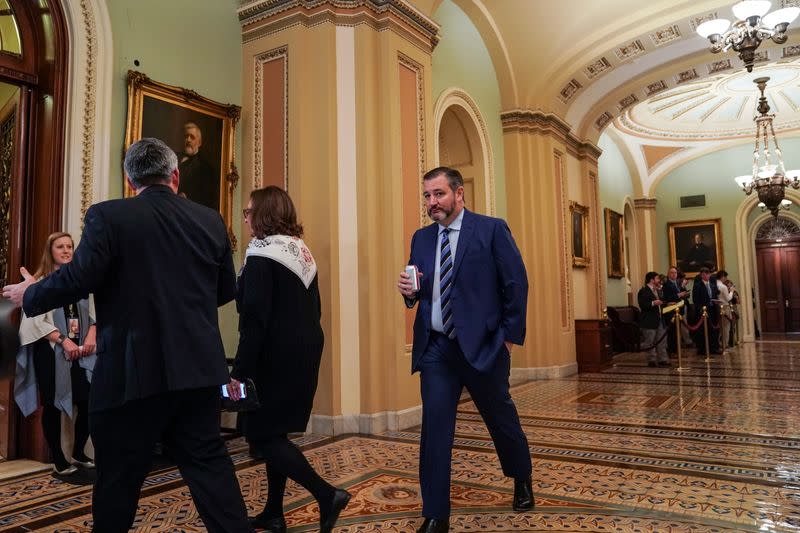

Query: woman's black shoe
<box><xmin>320</xmin><ymin>489</ymin><xmax>351</xmax><ymax>533</ymax></box>
<box><xmin>248</xmin><ymin>514</ymin><xmax>286</xmax><ymax>532</ymax></box>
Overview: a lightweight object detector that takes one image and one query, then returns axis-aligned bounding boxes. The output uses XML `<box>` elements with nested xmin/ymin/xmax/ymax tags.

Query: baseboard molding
<box><xmin>307</xmin><ymin>363</ymin><xmax>577</xmax><ymax>436</ymax></box>
<box><xmin>509</xmin><ymin>362</ymin><xmax>578</xmax><ymax>386</ymax></box>
<box><xmin>308</xmin><ymin>405</ymin><xmax>423</xmax><ymax>436</ymax></box>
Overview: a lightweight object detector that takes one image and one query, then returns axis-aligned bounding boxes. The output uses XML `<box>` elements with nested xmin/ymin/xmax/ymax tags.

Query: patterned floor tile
<box><xmin>1</xmin><ymin>341</ymin><xmax>799</xmax><ymax>531</ymax></box>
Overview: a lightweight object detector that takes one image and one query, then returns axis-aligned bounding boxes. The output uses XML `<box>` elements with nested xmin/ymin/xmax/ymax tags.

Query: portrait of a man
<box><xmin>668</xmin><ymin>219</ymin><xmax>723</xmax><ymax>277</ymax></box>
<box><xmin>177</xmin><ymin>122</ymin><xmax>219</xmax><ymax>208</ymax></box>
<box><xmin>137</xmin><ymin>98</ymin><xmax>224</xmax><ymax>211</ymax></box>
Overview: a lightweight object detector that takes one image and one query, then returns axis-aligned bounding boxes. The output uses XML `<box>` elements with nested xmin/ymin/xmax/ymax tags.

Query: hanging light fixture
<box><xmin>696</xmin><ymin>1</ymin><xmax>800</xmax><ymax>72</ymax></box>
<box><xmin>734</xmin><ymin>77</ymin><xmax>800</xmax><ymax>218</ymax></box>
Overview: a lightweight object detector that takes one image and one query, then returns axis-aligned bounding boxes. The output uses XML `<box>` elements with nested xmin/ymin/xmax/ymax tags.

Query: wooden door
<box><xmin>757</xmin><ymin>247</ymin><xmax>784</xmax><ymax>333</ymax></box>
<box><xmin>782</xmin><ymin>246</ymin><xmax>800</xmax><ymax>332</ymax></box>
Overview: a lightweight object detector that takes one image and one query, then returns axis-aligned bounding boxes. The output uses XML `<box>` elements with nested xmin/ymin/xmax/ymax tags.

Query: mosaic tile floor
<box><xmin>1</xmin><ymin>341</ymin><xmax>799</xmax><ymax>531</ymax></box>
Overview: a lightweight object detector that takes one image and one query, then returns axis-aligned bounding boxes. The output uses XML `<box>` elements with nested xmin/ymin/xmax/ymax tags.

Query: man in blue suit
<box><xmin>397</xmin><ymin>167</ymin><xmax>532</xmax><ymax>533</ymax></box>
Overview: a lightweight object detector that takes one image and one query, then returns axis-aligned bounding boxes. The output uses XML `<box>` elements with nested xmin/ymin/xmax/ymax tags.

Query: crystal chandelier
<box><xmin>734</xmin><ymin>77</ymin><xmax>800</xmax><ymax>218</ymax></box>
<box><xmin>696</xmin><ymin>1</ymin><xmax>800</xmax><ymax>72</ymax></box>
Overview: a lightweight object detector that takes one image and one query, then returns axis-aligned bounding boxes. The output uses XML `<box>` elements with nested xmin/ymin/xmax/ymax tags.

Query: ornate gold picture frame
<box><xmin>569</xmin><ymin>201</ymin><xmax>590</xmax><ymax>268</ymax></box>
<box><xmin>668</xmin><ymin>218</ymin><xmax>723</xmax><ymax>278</ymax></box>
<box><xmin>604</xmin><ymin>208</ymin><xmax>624</xmax><ymax>278</ymax></box>
<box><xmin>124</xmin><ymin>70</ymin><xmax>241</xmax><ymax>248</ymax></box>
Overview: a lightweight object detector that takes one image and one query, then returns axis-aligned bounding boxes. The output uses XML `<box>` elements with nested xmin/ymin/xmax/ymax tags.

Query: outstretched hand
<box><xmin>2</xmin><ymin>267</ymin><xmax>35</xmax><ymax>307</ymax></box>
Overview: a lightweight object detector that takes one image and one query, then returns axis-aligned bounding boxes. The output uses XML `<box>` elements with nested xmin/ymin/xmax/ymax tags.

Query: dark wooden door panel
<box><xmin>757</xmin><ymin>247</ymin><xmax>785</xmax><ymax>333</ymax></box>
<box><xmin>781</xmin><ymin>247</ymin><xmax>800</xmax><ymax>333</ymax></box>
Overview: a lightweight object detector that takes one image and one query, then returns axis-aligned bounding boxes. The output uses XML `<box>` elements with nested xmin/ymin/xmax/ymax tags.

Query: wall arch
<box><xmin>623</xmin><ymin>196</ymin><xmax>641</xmax><ymax>298</ymax></box>
<box><xmin>61</xmin><ymin>0</ymin><xmax>114</xmax><ymax>237</ymax></box>
<box><xmin>433</xmin><ymin>87</ymin><xmax>495</xmax><ymax>215</ymax></box>
<box><xmin>735</xmin><ymin>189</ymin><xmax>800</xmax><ymax>341</ymax></box>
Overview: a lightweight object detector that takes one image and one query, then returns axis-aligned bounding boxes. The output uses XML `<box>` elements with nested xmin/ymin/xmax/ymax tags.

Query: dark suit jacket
<box><xmin>691</xmin><ymin>277</ymin><xmax>719</xmax><ymax>320</ymax></box>
<box><xmin>662</xmin><ymin>279</ymin><xmax>681</xmax><ymax>304</ymax></box>
<box><xmin>23</xmin><ymin>185</ymin><xmax>236</xmax><ymax>412</ymax></box>
<box><xmin>405</xmin><ymin>209</ymin><xmax>528</xmax><ymax>373</ymax></box>
<box><xmin>637</xmin><ymin>286</ymin><xmax>662</xmax><ymax>329</ymax></box>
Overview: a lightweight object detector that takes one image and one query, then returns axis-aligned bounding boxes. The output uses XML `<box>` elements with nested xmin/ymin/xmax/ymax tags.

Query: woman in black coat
<box><xmin>228</xmin><ymin>186</ymin><xmax>349</xmax><ymax>533</ymax></box>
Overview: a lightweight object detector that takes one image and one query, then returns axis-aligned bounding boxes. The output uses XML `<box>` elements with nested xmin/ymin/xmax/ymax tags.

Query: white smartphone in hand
<box><xmin>221</xmin><ymin>382</ymin><xmax>247</xmax><ymax>398</ymax></box>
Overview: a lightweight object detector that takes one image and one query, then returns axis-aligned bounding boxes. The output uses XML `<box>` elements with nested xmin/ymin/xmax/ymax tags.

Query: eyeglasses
<box><xmin>242</xmin><ymin>208</ymin><xmax>252</xmax><ymax>219</ymax></box>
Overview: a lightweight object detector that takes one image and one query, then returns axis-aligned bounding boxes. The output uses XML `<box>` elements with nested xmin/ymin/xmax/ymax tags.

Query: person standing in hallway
<box><xmin>227</xmin><ymin>186</ymin><xmax>350</xmax><ymax>533</ymax></box>
<box><xmin>637</xmin><ymin>272</ymin><xmax>669</xmax><ymax>367</ymax></box>
<box><xmin>662</xmin><ymin>266</ymin><xmax>689</xmax><ymax>354</ymax></box>
<box><xmin>692</xmin><ymin>267</ymin><xmax>721</xmax><ymax>355</ymax></box>
<box><xmin>397</xmin><ymin>167</ymin><xmax>533</xmax><ymax>533</ymax></box>
<box><xmin>15</xmin><ymin>232</ymin><xmax>97</xmax><ymax>477</ymax></box>
<box><xmin>2</xmin><ymin>138</ymin><xmax>252</xmax><ymax>533</ymax></box>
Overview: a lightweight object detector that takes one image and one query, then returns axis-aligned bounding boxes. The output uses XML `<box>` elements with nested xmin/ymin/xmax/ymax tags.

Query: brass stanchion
<box><xmin>674</xmin><ymin>307</ymin><xmax>689</xmax><ymax>371</ymax></box>
<box><xmin>702</xmin><ymin>306</ymin><xmax>712</xmax><ymax>363</ymax></box>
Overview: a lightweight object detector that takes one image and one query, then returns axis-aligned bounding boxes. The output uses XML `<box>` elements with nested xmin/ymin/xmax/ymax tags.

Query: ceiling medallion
<box><xmin>696</xmin><ymin>1</ymin><xmax>799</xmax><ymax>72</ymax></box>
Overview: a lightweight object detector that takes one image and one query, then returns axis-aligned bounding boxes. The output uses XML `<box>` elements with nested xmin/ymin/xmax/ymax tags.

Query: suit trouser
<box><xmin>641</xmin><ymin>324</ymin><xmax>668</xmax><ymax>363</ymax></box>
<box><xmin>418</xmin><ymin>332</ymin><xmax>532</xmax><ymax>519</ymax></box>
<box><xmin>89</xmin><ymin>387</ymin><xmax>251</xmax><ymax>533</ymax></box>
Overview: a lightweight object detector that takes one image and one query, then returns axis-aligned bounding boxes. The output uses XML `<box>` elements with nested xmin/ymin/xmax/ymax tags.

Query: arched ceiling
<box><xmin>418</xmin><ymin>0</ymin><xmax>800</xmax><ymax>199</ymax></box>
<box><xmin>423</xmin><ymin>1</ymin><xmax>800</xmax><ymax>140</ymax></box>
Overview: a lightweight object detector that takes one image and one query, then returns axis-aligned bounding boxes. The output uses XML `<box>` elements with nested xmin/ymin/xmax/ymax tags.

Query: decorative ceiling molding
<box><xmin>641</xmin><ymin>145</ymin><xmax>685</xmax><ymax>170</ymax></box>
<box><xmin>583</xmin><ymin>57</ymin><xmax>613</xmax><ymax>80</ymax></box>
<box><xmin>649</xmin><ymin>25</ymin><xmax>681</xmax><ymax>47</ymax></box>
<box><xmin>501</xmin><ymin>110</ymin><xmax>602</xmax><ymax>162</ymax></box>
<box><xmin>237</xmin><ymin>0</ymin><xmax>440</xmax><ymax>51</ymax></box>
<box><xmin>633</xmin><ymin>198</ymin><xmax>658</xmax><ymax>209</ymax></box>
<box><xmin>558</xmin><ymin>79</ymin><xmax>582</xmax><ymax>104</ymax></box>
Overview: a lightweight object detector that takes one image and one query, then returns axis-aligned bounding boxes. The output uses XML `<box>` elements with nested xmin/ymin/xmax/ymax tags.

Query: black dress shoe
<box><xmin>416</xmin><ymin>518</ymin><xmax>449</xmax><ymax>533</ymax></box>
<box><xmin>513</xmin><ymin>477</ymin><xmax>535</xmax><ymax>511</ymax></box>
<box><xmin>657</xmin><ymin>361</ymin><xmax>671</xmax><ymax>367</ymax></box>
<box><xmin>248</xmin><ymin>515</ymin><xmax>286</xmax><ymax>532</ymax></box>
<box><xmin>320</xmin><ymin>489</ymin><xmax>351</xmax><ymax>533</ymax></box>
<box><xmin>647</xmin><ymin>361</ymin><xmax>657</xmax><ymax>367</ymax></box>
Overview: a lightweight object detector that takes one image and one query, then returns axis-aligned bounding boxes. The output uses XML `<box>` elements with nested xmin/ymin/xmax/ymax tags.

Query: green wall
<box><xmin>107</xmin><ymin>0</ymin><xmax>243</xmax><ymax>354</ymax></box>
<box><xmin>431</xmin><ymin>0</ymin><xmax>507</xmax><ymax>218</ymax></box>
<box><xmin>654</xmin><ymin>137</ymin><xmax>800</xmax><ymax>287</ymax></box>
<box><xmin>597</xmin><ymin>134</ymin><xmax>635</xmax><ymax>306</ymax></box>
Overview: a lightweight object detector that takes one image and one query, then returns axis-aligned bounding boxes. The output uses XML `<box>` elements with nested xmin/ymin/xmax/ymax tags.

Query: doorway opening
<box><xmin>754</xmin><ymin>217</ymin><xmax>800</xmax><ymax>334</ymax></box>
<box><xmin>0</xmin><ymin>0</ymin><xmax>68</xmax><ymax>462</ymax></box>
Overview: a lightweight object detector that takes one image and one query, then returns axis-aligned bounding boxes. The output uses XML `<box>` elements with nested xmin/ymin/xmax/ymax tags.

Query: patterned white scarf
<box><xmin>245</xmin><ymin>235</ymin><xmax>317</xmax><ymax>289</ymax></box>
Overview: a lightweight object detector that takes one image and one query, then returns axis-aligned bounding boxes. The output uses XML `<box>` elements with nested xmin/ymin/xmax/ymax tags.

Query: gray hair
<box><xmin>124</xmin><ymin>137</ymin><xmax>179</xmax><ymax>189</ymax></box>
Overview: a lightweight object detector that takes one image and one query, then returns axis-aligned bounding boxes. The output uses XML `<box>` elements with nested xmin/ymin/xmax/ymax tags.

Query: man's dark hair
<box><xmin>124</xmin><ymin>137</ymin><xmax>178</xmax><ymax>189</ymax></box>
<box><xmin>716</xmin><ymin>270</ymin><xmax>728</xmax><ymax>279</ymax></box>
<box><xmin>676</xmin><ymin>271</ymin><xmax>686</xmax><ymax>280</ymax></box>
<box><xmin>645</xmin><ymin>271</ymin><xmax>658</xmax><ymax>284</ymax></box>
<box><xmin>423</xmin><ymin>166</ymin><xmax>464</xmax><ymax>192</ymax></box>
<box><xmin>699</xmin><ymin>267</ymin><xmax>710</xmax><ymax>275</ymax></box>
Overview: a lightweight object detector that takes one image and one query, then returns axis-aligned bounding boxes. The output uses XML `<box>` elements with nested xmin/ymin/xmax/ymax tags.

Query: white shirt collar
<box><xmin>438</xmin><ymin>208</ymin><xmax>465</xmax><ymax>234</ymax></box>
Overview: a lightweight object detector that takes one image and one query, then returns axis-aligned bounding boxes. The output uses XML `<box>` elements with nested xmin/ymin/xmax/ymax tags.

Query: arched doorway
<box><xmin>754</xmin><ymin>217</ymin><xmax>800</xmax><ymax>335</ymax></box>
<box><xmin>0</xmin><ymin>0</ymin><xmax>68</xmax><ymax>461</ymax></box>
<box><xmin>434</xmin><ymin>89</ymin><xmax>495</xmax><ymax>215</ymax></box>
<box><xmin>623</xmin><ymin>200</ymin><xmax>638</xmax><ymax>305</ymax></box>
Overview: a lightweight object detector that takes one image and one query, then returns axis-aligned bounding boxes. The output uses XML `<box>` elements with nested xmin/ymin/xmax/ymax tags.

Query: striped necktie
<box><xmin>440</xmin><ymin>228</ymin><xmax>455</xmax><ymax>339</ymax></box>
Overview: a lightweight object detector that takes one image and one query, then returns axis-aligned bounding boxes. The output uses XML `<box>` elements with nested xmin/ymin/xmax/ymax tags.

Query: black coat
<box><xmin>692</xmin><ymin>277</ymin><xmax>719</xmax><ymax>322</ymax></box>
<box><xmin>231</xmin><ymin>256</ymin><xmax>324</xmax><ymax>438</ymax></box>
<box><xmin>637</xmin><ymin>286</ymin><xmax>662</xmax><ymax>329</ymax></box>
<box><xmin>23</xmin><ymin>185</ymin><xmax>236</xmax><ymax>412</ymax></box>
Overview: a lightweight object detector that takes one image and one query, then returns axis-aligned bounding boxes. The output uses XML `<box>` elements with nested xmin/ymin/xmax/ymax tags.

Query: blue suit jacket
<box><xmin>405</xmin><ymin>209</ymin><xmax>528</xmax><ymax>373</ymax></box>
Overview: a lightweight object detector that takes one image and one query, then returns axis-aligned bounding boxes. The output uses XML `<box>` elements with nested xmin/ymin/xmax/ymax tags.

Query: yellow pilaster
<box><xmin>239</xmin><ymin>0</ymin><xmax>439</xmax><ymax>434</ymax></box>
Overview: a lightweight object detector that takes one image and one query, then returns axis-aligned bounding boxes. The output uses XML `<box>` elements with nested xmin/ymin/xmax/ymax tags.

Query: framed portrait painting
<box><xmin>604</xmin><ymin>208</ymin><xmax>624</xmax><ymax>278</ymax></box>
<box><xmin>124</xmin><ymin>70</ymin><xmax>241</xmax><ymax>246</ymax></box>
<box><xmin>668</xmin><ymin>218</ymin><xmax>723</xmax><ymax>277</ymax></box>
<box><xmin>570</xmin><ymin>201</ymin><xmax>589</xmax><ymax>268</ymax></box>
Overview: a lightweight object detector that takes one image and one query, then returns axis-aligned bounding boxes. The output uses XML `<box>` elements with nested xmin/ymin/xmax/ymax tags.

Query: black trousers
<box><xmin>89</xmin><ymin>387</ymin><xmax>251</xmax><ymax>533</ymax></box>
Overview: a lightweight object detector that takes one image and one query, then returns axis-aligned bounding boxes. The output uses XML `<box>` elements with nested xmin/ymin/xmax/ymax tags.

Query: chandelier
<box><xmin>696</xmin><ymin>1</ymin><xmax>799</xmax><ymax>72</ymax></box>
<box><xmin>734</xmin><ymin>77</ymin><xmax>800</xmax><ymax>218</ymax></box>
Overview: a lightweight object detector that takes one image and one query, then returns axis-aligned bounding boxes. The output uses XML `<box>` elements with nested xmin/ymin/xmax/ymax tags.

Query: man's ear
<box><xmin>126</xmin><ymin>175</ymin><xmax>140</xmax><ymax>195</ymax></box>
<box><xmin>170</xmin><ymin>168</ymin><xmax>180</xmax><ymax>193</ymax></box>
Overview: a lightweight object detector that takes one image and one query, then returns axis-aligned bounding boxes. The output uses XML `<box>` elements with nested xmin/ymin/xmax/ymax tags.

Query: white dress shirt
<box><xmin>431</xmin><ymin>208</ymin><xmax>464</xmax><ymax>333</ymax></box>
